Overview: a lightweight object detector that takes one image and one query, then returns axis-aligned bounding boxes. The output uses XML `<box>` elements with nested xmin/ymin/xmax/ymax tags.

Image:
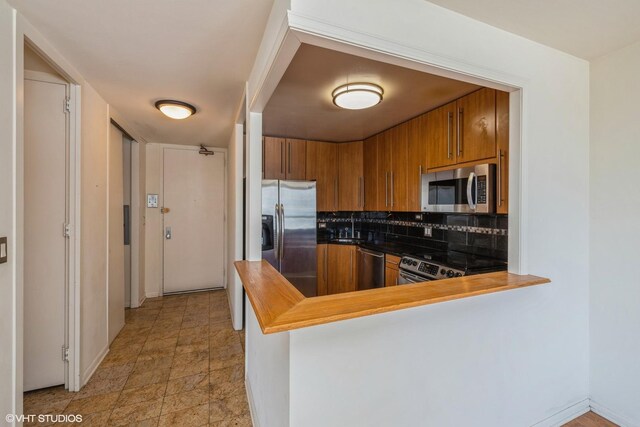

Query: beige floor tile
<box><xmin>161</xmin><ymin>386</ymin><xmax>209</xmax><ymax>415</ymax></box>
<box><xmin>142</xmin><ymin>337</ymin><xmax>178</xmax><ymax>352</ymax></box>
<box><xmin>158</xmin><ymin>403</ymin><xmax>209</xmax><ymax>427</ymax></box>
<box><xmin>73</xmin><ymin>375</ymin><xmax>127</xmax><ymax>399</ymax></box>
<box><xmin>124</xmin><ymin>368</ymin><xmax>170</xmax><ymax>390</ymax></box>
<box><xmin>137</xmin><ymin>346</ymin><xmax>176</xmax><ymax>362</ymax></box>
<box><xmin>107</xmin><ymin>398</ymin><xmax>162</xmax><ymax>426</ymax></box>
<box><xmin>178</xmin><ymin>325</ymin><xmax>209</xmax><ymax>338</ymax></box>
<box><xmin>92</xmin><ymin>363</ymin><xmax>135</xmax><ymax>382</ymax></box>
<box><xmin>210</xmin><ymin>364</ymin><xmax>244</xmax><ymax>385</ymax></box>
<box><xmin>147</xmin><ymin>328</ymin><xmax>180</xmax><ymax>341</ymax></box>
<box><xmin>209</xmin><ymin>393</ymin><xmax>250</xmax><ymax>423</ymax></box>
<box><xmin>165</xmin><ymin>373</ymin><xmax>209</xmax><ymax>396</ymax></box>
<box><xmin>133</xmin><ymin>356</ymin><xmax>174</xmax><ymax>373</ymax></box>
<box><xmin>210</xmin><ymin>379</ymin><xmax>245</xmax><ymax>400</ymax></box>
<box><xmin>173</xmin><ymin>350</ymin><xmax>209</xmax><ymax>367</ymax></box>
<box><xmin>116</xmin><ymin>383</ymin><xmax>166</xmax><ymax>406</ymax></box>
<box><xmin>24</xmin><ymin>386</ymin><xmax>71</xmax><ymax>408</ymax></box>
<box><xmin>61</xmin><ymin>410</ymin><xmax>111</xmax><ymax>427</ymax></box>
<box><xmin>176</xmin><ymin>341</ymin><xmax>209</xmax><ymax>355</ymax></box>
<box><xmin>169</xmin><ymin>359</ymin><xmax>209</xmax><ymax>380</ymax></box>
<box><xmin>211</xmin><ymin>413</ymin><xmax>253</xmax><ymax>427</ymax></box>
<box><xmin>210</xmin><ymin>353</ymin><xmax>244</xmax><ymax>371</ymax></box>
<box><xmin>64</xmin><ymin>391</ymin><xmax>120</xmax><ymax>415</ymax></box>
<box><xmin>24</xmin><ymin>396</ymin><xmax>71</xmax><ymax>418</ymax></box>
<box><xmin>211</xmin><ymin>341</ymin><xmax>243</xmax><ymax>359</ymax></box>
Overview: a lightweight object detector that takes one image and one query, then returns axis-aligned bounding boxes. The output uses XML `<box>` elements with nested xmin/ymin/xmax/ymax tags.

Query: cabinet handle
<box><xmin>391</xmin><ymin>171</ymin><xmax>395</xmax><ymax>208</ymax></box>
<box><xmin>498</xmin><ymin>149</ymin><xmax>504</xmax><ymax>207</ymax></box>
<box><xmin>385</xmin><ymin>172</ymin><xmax>389</xmax><ymax>207</ymax></box>
<box><xmin>447</xmin><ymin>112</ymin><xmax>452</xmax><ymax>159</ymax></box>
<box><xmin>350</xmin><ymin>250</ymin><xmax>353</xmax><ymax>283</ymax></box>
<box><xmin>280</xmin><ymin>140</ymin><xmax>284</xmax><ymax>174</ymax></box>
<box><xmin>288</xmin><ymin>142</ymin><xmax>292</xmax><ymax>173</ymax></box>
<box><xmin>457</xmin><ymin>108</ymin><xmax>463</xmax><ymax>157</ymax></box>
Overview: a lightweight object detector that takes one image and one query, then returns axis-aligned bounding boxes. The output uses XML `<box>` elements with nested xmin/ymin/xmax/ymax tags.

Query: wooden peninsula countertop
<box><xmin>235</xmin><ymin>260</ymin><xmax>550</xmax><ymax>334</ymax></box>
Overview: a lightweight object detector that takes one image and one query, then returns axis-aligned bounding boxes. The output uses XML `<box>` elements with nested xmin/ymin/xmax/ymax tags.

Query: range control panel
<box><xmin>399</xmin><ymin>256</ymin><xmax>465</xmax><ymax>280</ymax></box>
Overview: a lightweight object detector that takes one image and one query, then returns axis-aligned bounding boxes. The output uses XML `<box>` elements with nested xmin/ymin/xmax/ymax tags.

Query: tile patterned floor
<box><xmin>23</xmin><ymin>290</ymin><xmax>251</xmax><ymax>426</ymax></box>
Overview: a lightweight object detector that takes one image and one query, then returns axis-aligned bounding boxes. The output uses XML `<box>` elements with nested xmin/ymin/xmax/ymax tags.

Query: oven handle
<box><xmin>467</xmin><ymin>172</ymin><xmax>477</xmax><ymax>211</ymax></box>
<box><xmin>399</xmin><ymin>271</ymin><xmax>428</xmax><ymax>284</ymax></box>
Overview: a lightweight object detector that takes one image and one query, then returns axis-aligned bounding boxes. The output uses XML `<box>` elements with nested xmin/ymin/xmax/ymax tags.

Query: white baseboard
<box><xmin>145</xmin><ymin>291</ymin><xmax>160</xmax><ymax>298</ymax></box>
<box><xmin>245</xmin><ymin>377</ymin><xmax>259</xmax><ymax>427</ymax></box>
<box><xmin>138</xmin><ymin>295</ymin><xmax>146</xmax><ymax>307</ymax></box>
<box><xmin>531</xmin><ymin>398</ymin><xmax>590</xmax><ymax>427</ymax></box>
<box><xmin>591</xmin><ymin>400</ymin><xmax>637</xmax><ymax>427</ymax></box>
<box><xmin>81</xmin><ymin>345</ymin><xmax>109</xmax><ymax>387</ymax></box>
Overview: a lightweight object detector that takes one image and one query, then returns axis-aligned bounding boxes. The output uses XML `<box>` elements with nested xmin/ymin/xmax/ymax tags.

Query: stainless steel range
<box><xmin>397</xmin><ymin>251</ymin><xmax>507</xmax><ymax>285</ymax></box>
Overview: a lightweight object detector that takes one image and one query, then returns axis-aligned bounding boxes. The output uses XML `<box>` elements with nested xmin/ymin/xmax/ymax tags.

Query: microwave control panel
<box><xmin>477</xmin><ymin>176</ymin><xmax>487</xmax><ymax>204</ymax></box>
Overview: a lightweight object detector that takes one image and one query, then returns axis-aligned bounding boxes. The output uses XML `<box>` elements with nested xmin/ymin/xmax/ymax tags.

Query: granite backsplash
<box><xmin>317</xmin><ymin>211</ymin><xmax>508</xmax><ymax>261</ymax></box>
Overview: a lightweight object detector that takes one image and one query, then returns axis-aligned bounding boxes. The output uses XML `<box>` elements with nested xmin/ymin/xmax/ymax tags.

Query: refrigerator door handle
<box><xmin>279</xmin><ymin>203</ymin><xmax>285</xmax><ymax>260</ymax></box>
<box><xmin>274</xmin><ymin>203</ymin><xmax>280</xmax><ymax>260</ymax></box>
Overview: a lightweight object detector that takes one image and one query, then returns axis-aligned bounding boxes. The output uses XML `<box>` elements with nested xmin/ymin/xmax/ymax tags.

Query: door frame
<box><xmin>15</xmin><ymin>19</ymin><xmax>83</xmax><ymax>402</ymax></box>
<box><xmin>159</xmin><ymin>144</ymin><xmax>228</xmax><ymax>295</ymax></box>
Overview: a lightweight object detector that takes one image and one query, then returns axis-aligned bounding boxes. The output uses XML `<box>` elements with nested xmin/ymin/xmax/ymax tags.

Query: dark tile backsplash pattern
<box><xmin>318</xmin><ymin>211</ymin><xmax>508</xmax><ymax>261</ymax></box>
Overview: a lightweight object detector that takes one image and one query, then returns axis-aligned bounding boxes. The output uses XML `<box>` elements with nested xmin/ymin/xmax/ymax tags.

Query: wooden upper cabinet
<box><xmin>496</xmin><ymin>90</ymin><xmax>509</xmax><ymax>214</ymax></box>
<box><xmin>306</xmin><ymin>141</ymin><xmax>338</xmax><ymax>211</ymax></box>
<box><xmin>363</xmin><ymin>135</ymin><xmax>379</xmax><ymax>211</ymax></box>
<box><xmin>406</xmin><ymin>116</ymin><xmax>427</xmax><ymax>212</ymax></box>
<box><xmin>426</xmin><ymin>101</ymin><xmax>457</xmax><ymax>170</ymax></box>
<box><xmin>389</xmin><ymin>123</ymin><xmax>408</xmax><ymax>211</ymax></box>
<box><xmin>263</xmin><ymin>136</ymin><xmax>286</xmax><ymax>180</ymax></box>
<box><xmin>327</xmin><ymin>244</ymin><xmax>357</xmax><ymax>294</ymax></box>
<box><xmin>285</xmin><ymin>138</ymin><xmax>306</xmax><ymax>180</ymax></box>
<box><xmin>338</xmin><ymin>141</ymin><xmax>364</xmax><ymax>211</ymax></box>
<box><xmin>263</xmin><ymin>137</ymin><xmax>306</xmax><ymax>180</ymax></box>
<box><xmin>456</xmin><ymin>88</ymin><xmax>496</xmax><ymax>164</ymax></box>
<box><xmin>376</xmin><ymin>130</ymin><xmax>392</xmax><ymax>211</ymax></box>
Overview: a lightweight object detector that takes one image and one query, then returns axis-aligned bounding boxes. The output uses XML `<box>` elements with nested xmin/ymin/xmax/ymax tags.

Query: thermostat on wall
<box><xmin>147</xmin><ymin>194</ymin><xmax>158</xmax><ymax>208</ymax></box>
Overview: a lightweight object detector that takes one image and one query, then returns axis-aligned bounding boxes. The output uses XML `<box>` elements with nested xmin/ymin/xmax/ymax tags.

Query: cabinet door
<box><xmin>363</xmin><ymin>135</ymin><xmax>378</xmax><ymax>211</ymax></box>
<box><xmin>376</xmin><ymin>130</ymin><xmax>392</xmax><ymax>211</ymax></box>
<box><xmin>496</xmin><ymin>90</ymin><xmax>509</xmax><ymax>214</ymax></box>
<box><xmin>406</xmin><ymin>117</ymin><xmax>426</xmax><ymax>211</ymax></box>
<box><xmin>338</xmin><ymin>141</ymin><xmax>364</xmax><ymax>211</ymax></box>
<box><xmin>327</xmin><ymin>244</ymin><xmax>357</xmax><ymax>294</ymax></box>
<box><xmin>285</xmin><ymin>138</ymin><xmax>306</xmax><ymax>180</ymax></box>
<box><xmin>306</xmin><ymin>141</ymin><xmax>338</xmax><ymax>211</ymax></box>
<box><xmin>426</xmin><ymin>101</ymin><xmax>457</xmax><ymax>169</ymax></box>
<box><xmin>263</xmin><ymin>136</ymin><xmax>285</xmax><ymax>179</ymax></box>
<box><xmin>390</xmin><ymin>123</ymin><xmax>409</xmax><ymax>211</ymax></box>
<box><xmin>384</xmin><ymin>255</ymin><xmax>400</xmax><ymax>287</ymax></box>
<box><xmin>317</xmin><ymin>244</ymin><xmax>328</xmax><ymax>296</ymax></box>
<box><xmin>456</xmin><ymin>88</ymin><xmax>496</xmax><ymax>164</ymax></box>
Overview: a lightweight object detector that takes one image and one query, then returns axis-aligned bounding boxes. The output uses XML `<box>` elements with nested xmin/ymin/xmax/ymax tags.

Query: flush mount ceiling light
<box><xmin>155</xmin><ymin>100</ymin><xmax>196</xmax><ymax>120</ymax></box>
<box><xmin>332</xmin><ymin>83</ymin><xmax>384</xmax><ymax>110</ymax></box>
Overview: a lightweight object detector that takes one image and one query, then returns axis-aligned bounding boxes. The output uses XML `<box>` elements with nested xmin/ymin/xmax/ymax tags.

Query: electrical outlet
<box><xmin>318</xmin><ymin>222</ymin><xmax>327</xmax><ymax>229</ymax></box>
<box><xmin>414</xmin><ymin>213</ymin><xmax>423</xmax><ymax>221</ymax></box>
<box><xmin>423</xmin><ymin>227</ymin><xmax>432</xmax><ymax>237</ymax></box>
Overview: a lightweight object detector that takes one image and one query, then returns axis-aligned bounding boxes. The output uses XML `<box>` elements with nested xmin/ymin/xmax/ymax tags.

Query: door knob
<box><xmin>165</xmin><ymin>227</ymin><xmax>172</xmax><ymax>240</ymax></box>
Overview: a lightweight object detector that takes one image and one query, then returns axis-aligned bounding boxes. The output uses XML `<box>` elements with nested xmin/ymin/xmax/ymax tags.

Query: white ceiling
<box><xmin>427</xmin><ymin>0</ymin><xmax>640</xmax><ymax>60</ymax></box>
<box><xmin>263</xmin><ymin>44</ymin><xmax>480</xmax><ymax>142</ymax></box>
<box><xmin>10</xmin><ymin>0</ymin><xmax>274</xmax><ymax>146</ymax></box>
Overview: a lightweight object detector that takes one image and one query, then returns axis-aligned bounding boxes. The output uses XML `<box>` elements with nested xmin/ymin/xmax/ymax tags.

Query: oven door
<box><xmin>398</xmin><ymin>271</ymin><xmax>430</xmax><ymax>285</ymax></box>
<box><xmin>421</xmin><ymin>164</ymin><xmax>494</xmax><ymax>213</ymax></box>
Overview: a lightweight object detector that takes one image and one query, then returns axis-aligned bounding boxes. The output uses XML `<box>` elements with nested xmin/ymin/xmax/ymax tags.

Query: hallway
<box><xmin>23</xmin><ymin>290</ymin><xmax>250</xmax><ymax>426</ymax></box>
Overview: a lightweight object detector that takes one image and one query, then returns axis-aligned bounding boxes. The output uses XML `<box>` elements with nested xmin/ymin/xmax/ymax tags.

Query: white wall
<box><xmin>0</xmin><ymin>1</ymin><xmax>18</xmax><ymax>420</ymax></box>
<box><xmin>246</xmin><ymin>0</ymin><xmax>591</xmax><ymax>425</ymax></box>
<box><xmin>79</xmin><ymin>83</ymin><xmax>110</xmax><ymax>383</ymax></box>
<box><xmin>144</xmin><ymin>143</ymin><xmax>164</xmax><ymax>298</ymax></box>
<box><xmin>227</xmin><ymin>124</ymin><xmax>244</xmax><ymax>330</ymax></box>
<box><xmin>590</xmin><ymin>40</ymin><xmax>640</xmax><ymax>426</ymax></box>
<box><xmin>245</xmin><ymin>300</ymin><xmax>291</xmax><ymax>427</ymax></box>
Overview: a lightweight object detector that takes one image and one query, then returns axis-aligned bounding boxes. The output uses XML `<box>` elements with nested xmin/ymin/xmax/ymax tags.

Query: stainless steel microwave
<box><xmin>421</xmin><ymin>163</ymin><xmax>496</xmax><ymax>213</ymax></box>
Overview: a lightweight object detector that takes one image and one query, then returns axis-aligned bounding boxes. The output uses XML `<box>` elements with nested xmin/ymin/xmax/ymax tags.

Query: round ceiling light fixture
<box><xmin>155</xmin><ymin>99</ymin><xmax>196</xmax><ymax>120</ymax></box>
<box><xmin>332</xmin><ymin>83</ymin><xmax>383</xmax><ymax>110</ymax></box>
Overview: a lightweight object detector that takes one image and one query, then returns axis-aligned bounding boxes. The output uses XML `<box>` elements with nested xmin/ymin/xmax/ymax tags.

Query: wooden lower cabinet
<box><xmin>326</xmin><ymin>244</ymin><xmax>357</xmax><ymax>294</ymax></box>
<box><xmin>385</xmin><ymin>254</ymin><xmax>401</xmax><ymax>287</ymax></box>
<box><xmin>316</xmin><ymin>244</ymin><xmax>328</xmax><ymax>296</ymax></box>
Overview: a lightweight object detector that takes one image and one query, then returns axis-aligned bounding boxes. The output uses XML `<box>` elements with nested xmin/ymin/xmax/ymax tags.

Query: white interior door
<box><xmin>123</xmin><ymin>137</ymin><xmax>132</xmax><ymax>308</ymax></box>
<box><xmin>108</xmin><ymin>124</ymin><xmax>125</xmax><ymax>343</ymax></box>
<box><xmin>163</xmin><ymin>147</ymin><xmax>225</xmax><ymax>293</ymax></box>
<box><xmin>24</xmin><ymin>74</ymin><xmax>67</xmax><ymax>391</ymax></box>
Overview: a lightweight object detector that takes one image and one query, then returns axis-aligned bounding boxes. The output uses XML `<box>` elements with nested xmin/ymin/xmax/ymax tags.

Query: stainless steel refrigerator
<box><xmin>262</xmin><ymin>180</ymin><xmax>317</xmax><ymax>297</ymax></box>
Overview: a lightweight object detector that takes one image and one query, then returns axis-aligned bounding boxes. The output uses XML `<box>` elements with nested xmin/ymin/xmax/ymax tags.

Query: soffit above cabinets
<box><xmin>263</xmin><ymin>44</ymin><xmax>480</xmax><ymax>142</ymax></box>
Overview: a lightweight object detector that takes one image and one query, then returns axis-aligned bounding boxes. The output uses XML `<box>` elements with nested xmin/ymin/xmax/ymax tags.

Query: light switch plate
<box><xmin>147</xmin><ymin>194</ymin><xmax>158</xmax><ymax>208</ymax></box>
<box><xmin>0</xmin><ymin>236</ymin><xmax>7</xmax><ymax>264</ymax></box>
